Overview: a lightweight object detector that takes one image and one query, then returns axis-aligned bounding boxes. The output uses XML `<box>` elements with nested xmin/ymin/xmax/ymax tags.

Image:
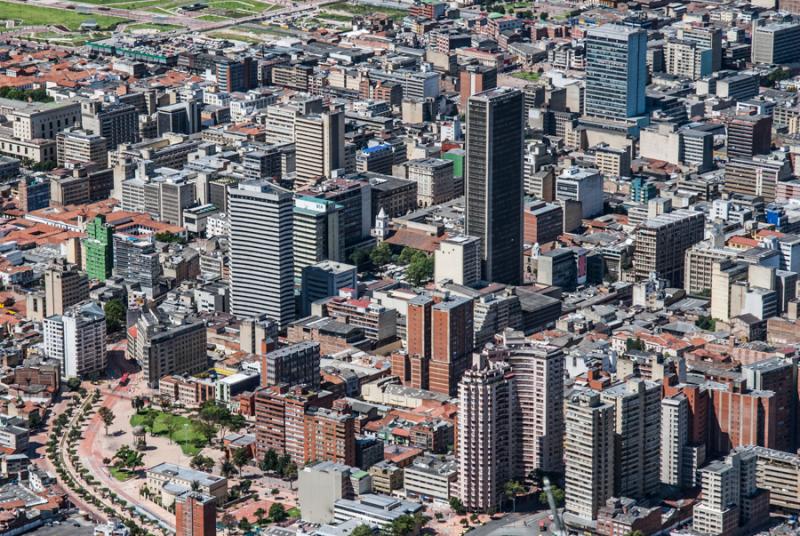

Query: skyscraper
<box><xmin>504</xmin><ymin>341</ymin><xmax>565</xmax><ymax>475</ymax></box>
<box><xmin>565</xmin><ymin>389</ymin><xmax>615</xmax><ymax>522</ymax></box>
<box><xmin>295</xmin><ymin>110</ymin><xmax>345</xmax><ymax>190</ymax></box>
<box><xmin>585</xmin><ymin>24</ymin><xmax>647</xmax><ymax>120</ymax></box>
<box><xmin>229</xmin><ymin>180</ymin><xmax>295</xmax><ymax>326</ymax></box>
<box><xmin>457</xmin><ymin>359</ymin><xmax>518</xmax><ymax>513</ymax></box>
<box><xmin>465</xmin><ymin>88</ymin><xmax>524</xmax><ymax>285</ymax></box>
<box><xmin>84</xmin><ymin>215</ymin><xmax>114</xmax><ymax>281</ymax></box>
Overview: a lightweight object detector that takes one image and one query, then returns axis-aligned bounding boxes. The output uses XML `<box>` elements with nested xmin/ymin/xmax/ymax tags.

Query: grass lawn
<box><xmin>513</xmin><ymin>71</ymin><xmax>541</xmax><ymax>81</ymax></box>
<box><xmin>206</xmin><ymin>31</ymin><xmax>263</xmax><ymax>43</ymax></box>
<box><xmin>322</xmin><ymin>0</ymin><xmax>406</xmax><ymax>19</ymax></box>
<box><xmin>110</xmin><ymin>467</ymin><xmax>135</xmax><ymax>481</ymax></box>
<box><xmin>0</xmin><ymin>1</ymin><xmax>127</xmax><ymax>30</ymax></box>
<box><xmin>124</xmin><ymin>22</ymin><xmax>181</xmax><ymax>31</ymax></box>
<box><xmin>288</xmin><ymin>507</ymin><xmax>301</xmax><ymax>519</ymax></box>
<box><xmin>131</xmin><ymin>409</ymin><xmax>210</xmax><ymax>456</ymax></box>
<box><xmin>197</xmin><ymin>14</ymin><xmax>230</xmax><ymax>20</ymax></box>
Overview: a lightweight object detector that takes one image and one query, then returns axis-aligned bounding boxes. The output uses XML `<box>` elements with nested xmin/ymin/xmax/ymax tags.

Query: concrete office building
<box><xmin>600</xmin><ymin>379</ymin><xmax>662</xmax><ymax>499</ymax></box>
<box><xmin>751</xmin><ymin>22</ymin><xmax>800</xmax><ymax>65</ymax></box>
<box><xmin>56</xmin><ymin>129</ymin><xmax>108</xmax><ymax>167</ymax></box>
<box><xmin>665</xmin><ymin>40</ymin><xmax>713</xmax><ymax>80</ymax></box>
<box><xmin>633</xmin><ymin>210</ymin><xmax>705</xmax><ymax>287</ymax></box>
<box><xmin>724</xmin><ymin>155</ymin><xmax>791</xmax><ymax>202</ymax></box>
<box><xmin>677</xmin><ymin>24</ymin><xmax>722</xmax><ymax>71</ymax></box>
<box><xmin>229</xmin><ymin>181</ymin><xmax>295</xmax><ymax>326</ymax></box>
<box><xmin>504</xmin><ymin>341</ymin><xmax>565</xmax><ymax>474</ymax></box>
<box><xmin>1</xmin><ymin>98</ymin><xmax>81</xmax><ymax>141</ymax></box>
<box><xmin>459</xmin><ymin>65</ymin><xmax>497</xmax><ymax>104</ymax></box>
<box><xmin>299</xmin><ymin>461</ymin><xmax>360</xmax><ymax>524</ymax></box>
<box><xmin>457</xmin><ymin>360</ymin><xmax>517</xmax><ymax>513</ymax></box>
<box><xmin>81</xmin><ymin>101</ymin><xmax>140</xmax><ymax>149</ymax></box>
<box><xmin>684</xmin><ymin>244</ymin><xmax>736</xmax><ymax>295</ymax></box>
<box><xmin>129</xmin><ymin>307</ymin><xmax>208</xmax><ymax>387</ymax></box>
<box><xmin>405</xmin><ymin>158</ymin><xmax>455</xmax><ymax>207</ymax></box>
<box><xmin>261</xmin><ymin>341</ymin><xmax>321</xmax><ymax>389</ymax></box>
<box><xmin>564</xmin><ymin>389</ymin><xmax>615</xmax><ymax>522</ymax></box>
<box><xmin>293</xmin><ymin>196</ymin><xmax>344</xmax><ymax>280</ymax></box>
<box><xmin>727</xmin><ymin>115</ymin><xmax>772</xmax><ymax>158</ymax></box>
<box><xmin>465</xmin><ymin>88</ymin><xmax>524</xmax><ymax>285</ymax></box>
<box><xmin>157</xmin><ymin>101</ymin><xmax>202</xmax><ymax>136</ymax></box>
<box><xmin>301</xmin><ymin>261</ymin><xmax>357</xmax><ymax>316</ymax></box>
<box><xmin>295</xmin><ymin>111</ymin><xmax>345</xmax><ymax>189</ymax></box>
<box><xmin>44</xmin><ymin>301</ymin><xmax>106</xmax><ymax>379</ymax></box>
<box><xmin>556</xmin><ymin>167</ymin><xmax>603</xmax><ymax>219</ymax></box>
<box><xmin>585</xmin><ymin>24</ymin><xmax>647</xmax><ymax>120</ymax></box>
<box><xmin>711</xmin><ymin>260</ymin><xmax>749</xmax><ymax>322</ymax></box>
<box><xmin>537</xmin><ymin>249</ymin><xmax>577</xmax><ymax>291</ymax></box>
<box><xmin>43</xmin><ymin>260</ymin><xmax>89</xmax><ymax>317</ymax></box>
<box><xmin>739</xmin><ymin>445</ymin><xmax>800</xmax><ymax>513</ymax></box>
<box><xmin>434</xmin><ymin>235</ymin><xmax>482</xmax><ymax>287</ymax></box>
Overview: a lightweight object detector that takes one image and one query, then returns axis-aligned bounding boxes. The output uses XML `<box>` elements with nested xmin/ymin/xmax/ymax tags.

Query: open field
<box><xmin>513</xmin><ymin>71</ymin><xmax>541</xmax><ymax>81</ymax></box>
<box><xmin>62</xmin><ymin>0</ymin><xmax>276</xmax><ymax>17</ymax></box>
<box><xmin>321</xmin><ymin>0</ymin><xmax>407</xmax><ymax>19</ymax></box>
<box><xmin>0</xmin><ymin>1</ymin><xmax>127</xmax><ymax>30</ymax></box>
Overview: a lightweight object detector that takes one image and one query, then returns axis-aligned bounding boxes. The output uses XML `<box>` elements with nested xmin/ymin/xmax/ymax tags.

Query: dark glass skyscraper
<box><xmin>465</xmin><ymin>88</ymin><xmax>524</xmax><ymax>285</ymax></box>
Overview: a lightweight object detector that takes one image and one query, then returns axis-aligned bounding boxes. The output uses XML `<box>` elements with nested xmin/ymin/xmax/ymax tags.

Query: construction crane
<box><xmin>542</xmin><ymin>476</ymin><xmax>568</xmax><ymax>536</ymax></box>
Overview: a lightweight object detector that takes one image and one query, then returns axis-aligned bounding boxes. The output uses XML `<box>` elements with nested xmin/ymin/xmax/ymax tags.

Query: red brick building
<box><xmin>175</xmin><ymin>492</ymin><xmax>216</xmax><ymax>536</ymax></box>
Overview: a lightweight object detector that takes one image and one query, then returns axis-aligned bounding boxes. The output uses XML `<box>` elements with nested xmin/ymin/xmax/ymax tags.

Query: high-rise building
<box><xmin>254</xmin><ymin>385</ymin><xmax>325</xmax><ymax>463</ymax></box>
<box><xmin>228</xmin><ymin>181</ymin><xmax>294</xmax><ymax>326</ymax></box>
<box><xmin>293</xmin><ymin>196</ymin><xmax>344</xmax><ymax>280</ymax></box>
<box><xmin>503</xmin><ymin>341</ymin><xmax>565</xmax><ymax>474</ymax></box>
<box><xmin>43</xmin><ymin>260</ymin><xmax>89</xmax><ymax>317</ymax></box>
<box><xmin>677</xmin><ymin>24</ymin><xmax>722</xmax><ymax>72</ymax></box>
<box><xmin>175</xmin><ymin>491</ymin><xmax>216</xmax><ymax>536</ymax></box>
<box><xmin>465</xmin><ymin>88</ymin><xmax>524</xmax><ymax>285</ymax></box>
<box><xmin>727</xmin><ymin>115</ymin><xmax>772</xmax><ymax>158</ymax></box>
<box><xmin>633</xmin><ymin>210</ymin><xmax>705</xmax><ymax>287</ymax></box>
<box><xmin>240</xmin><ymin>315</ymin><xmax>279</xmax><ymax>355</ymax></box>
<box><xmin>600</xmin><ymin>379</ymin><xmax>662</xmax><ymax>499</ymax></box>
<box><xmin>44</xmin><ymin>301</ymin><xmax>106</xmax><ymax>379</ymax></box>
<box><xmin>742</xmin><ymin>357</ymin><xmax>797</xmax><ymax>453</ymax></box>
<box><xmin>129</xmin><ymin>307</ymin><xmax>208</xmax><ymax>387</ymax></box>
<box><xmin>157</xmin><ymin>101</ymin><xmax>202</xmax><ymax>136</ymax></box>
<box><xmin>295</xmin><ymin>111</ymin><xmax>345</xmax><ymax>189</ymax></box>
<box><xmin>585</xmin><ymin>24</ymin><xmax>647</xmax><ymax>120</ymax></box>
<box><xmin>692</xmin><ymin>450</ymin><xmax>770</xmax><ymax>536</ymax></box>
<box><xmin>81</xmin><ymin>101</ymin><xmax>140</xmax><ymax>150</ymax></box>
<box><xmin>724</xmin><ymin>155</ymin><xmax>792</xmax><ymax>202</ymax></box>
<box><xmin>113</xmin><ymin>234</ymin><xmax>162</xmax><ymax>297</ymax></box>
<box><xmin>457</xmin><ymin>359</ymin><xmax>517</xmax><ymax>513</ymax></box>
<box><xmin>304</xmin><ymin>404</ymin><xmax>356</xmax><ymax>466</ymax></box>
<box><xmin>660</xmin><ymin>393</ymin><xmax>690</xmax><ymax>488</ymax></box>
<box><xmin>404</xmin><ymin>158</ymin><xmax>455</xmax><ymax>208</ymax></box>
<box><xmin>564</xmin><ymin>389</ymin><xmax>615</xmax><ymax>522</ymax></box>
<box><xmin>84</xmin><ymin>215</ymin><xmax>114</xmax><ymax>281</ymax></box>
<box><xmin>261</xmin><ymin>341</ymin><xmax>321</xmax><ymax>389</ymax></box>
<box><xmin>429</xmin><ymin>297</ymin><xmax>474</xmax><ymax>396</ymax></box>
<box><xmin>751</xmin><ymin>22</ymin><xmax>800</xmax><ymax>65</ymax></box>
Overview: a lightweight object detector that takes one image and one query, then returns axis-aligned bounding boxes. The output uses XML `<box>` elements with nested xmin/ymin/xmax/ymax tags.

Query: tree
<box><xmin>269</xmin><ymin>503</ymin><xmax>288</xmax><ymax>523</ymax></box>
<box><xmin>154</xmin><ymin>231</ymin><xmax>184</xmax><ymax>244</ymax></box>
<box><xmin>349</xmin><ymin>248</ymin><xmax>373</xmax><ymax>272</ymax></box>
<box><xmin>254</xmin><ymin>507</ymin><xmax>267</xmax><ymax>525</ymax></box>
<box><xmin>98</xmin><ymin>406</ymin><xmax>115</xmax><ymax>436</ymax></box>
<box><xmin>398</xmin><ymin>246</ymin><xmax>416</xmax><ymax>265</ymax></box>
<box><xmin>113</xmin><ymin>445</ymin><xmax>143</xmax><ymax>472</ymax></box>
<box><xmin>190</xmin><ymin>454</ymin><xmax>215</xmax><ymax>473</ymax></box>
<box><xmin>406</xmin><ymin>252</ymin><xmax>434</xmax><ymax>286</ymax></box>
<box><xmin>448</xmin><ymin>496</ymin><xmax>466</xmax><ymax>515</ymax></box>
<box><xmin>504</xmin><ymin>480</ymin><xmax>524</xmax><ymax>512</ymax></box>
<box><xmin>232</xmin><ymin>447</ymin><xmax>250</xmax><ymax>476</ymax></box>
<box><xmin>351</xmin><ymin>525</ymin><xmax>374</xmax><ymax>536</ymax></box>
<box><xmin>221</xmin><ymin>513</ymin><xmax>237</xmax><ymax>534</ymax></box>
<box><xmin>131</xmin><ymin>396</ymin><xmax>145</xmax><ymax>414</ymax></box>
<box><xmin>219</xmin><ymin>460</ymin><xmax>236</xmax><ymax>478</ymax></box>
<box><xmin>239</xmin><ymin>518</ymin><xmax>252</xmax><ymax>532</ymax></box>
<box><xmin>539</xmin><ymin>484</ymin><xmax>565</xmax><ymax>507</ymax></box>
<box><xmin>386</xmin><ymin>513</ymin><xmax>427</xmax><ymax>536</ymax></box>
<box><xmin>66</xmin><ymin>377</ymin><xmax>82</xmax><ymax>391</ymax></box>
<box><xmin>370</xmin><ymin>242</ymin><xmax>392</xmax><ymax>268</ymax></box>
<box><xmin>625</xmin><ymin>337</ymin><xmax>645</xmax><ymax>352</ymax></box>
<box><xmin>104</xmin><ymin>299</ymin><xmax>125</xmax><ymax>333</ymax></box>
<box><xmin>261</xmin><ymin>448</ymin><xmax>279</xmax><ymax>472</ymax></box>
<box><xmin>695</xmin><ymin>316</ymin><xmax>716</xmax><ymax>331</ymax></box>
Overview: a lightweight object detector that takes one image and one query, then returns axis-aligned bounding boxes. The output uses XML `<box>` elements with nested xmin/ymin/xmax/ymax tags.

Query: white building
<box><xmin>556</xmin><ymin>167</ymin><xmax>603</xmax><ymax>219</ymax></box>
<box><xmin>434</xmin><ymin>235</ymin><xmax>482</xmax><ymax>287</ymax></box>
<box><xmin>44</xmin><ymin>301</ymin><xmax>106</xmax><ymax>378</ymax></box>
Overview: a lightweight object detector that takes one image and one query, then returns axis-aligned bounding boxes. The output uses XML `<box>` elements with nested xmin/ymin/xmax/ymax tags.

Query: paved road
<box><xmin>466</xmin><ymin>511</ymin><xmax>553</xmax><ymax>536</ymax></box>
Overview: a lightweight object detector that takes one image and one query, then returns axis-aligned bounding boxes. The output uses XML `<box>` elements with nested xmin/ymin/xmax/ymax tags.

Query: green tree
<box><xmin>625</xmin><ymin>337</ymin><xmax>645</xmax><ymax>352</ymax></box>
<box><xmin>232</xmin><ymin>447</ymin><xmax>250</xmax><ymax>476</ymax></box>
<box><xmin>695</xmin><ymin>316</ymin><xmax>716</xmax><ymax>331</ymax></box>
<box><xmin>386</xmin><ymin>513</ymin><xmax>427</xmax><ymax>536</ymax></box>
<box><xmin>261</xmin><ymin>448</ymin><xmax>279</xmax><ymax>472</ymax></box>
<box><xmin>190</xmin><ymin>454</ymin><xmax>215</xmax><ymax>473</ymax></box>
<box><xmin>370</xmin><ymin>242</ymin><xmax>393</xmax><ymax>268</ymax></box>
<box><xmin>505</xmin><ymin>480</ymin><xmax>524</xmax><ymax>512</ymax></box>
<box><xmin>539</xmin><ymin>484</ymin><xmax>565</xmax><ymax>507</ymax></box>
<box><xmin>349</xmin><ymin>248</ymin><xmax>373</xmax><ymax>272</ymax></box>
<box><xmin>254</xmin><ymin>507</ymin><xmax>267</xmax><ymax>525</ymax></box>
<box><xmin>219</xmin><ymin>459</ymin><xmax>236</xmax><ymax>478</ymax></box>
<box><xmin>104</xmin><ymin>299</ymin><xmax>125</xmax><ymax>333</ymax></box>
<box><xmin>66</xmin><ymin>377</ymin><xmax>82</xmax><ymax>391</ymax></box>
<box><xmin>398</xmin><ymin>246</ymin><xmax>416</xmax><ymax>265</ymax></box>
<box><xmin>406</xmin><ymin>252</ymin><xmax>434</xmax><ymax>286</ymax></box>
<box><xmin>448</xmin><ymin>496</ymin><xmax>466</xmax><ymax>515</ymax></box>
<box><xmin>239</xmin><ymin>518</ymin><xmax>252</xmax><ymax>531</ymax></box>
<box><xmin>269</xmin><ymin>503</ymin><xmax>288</xmax><ymax>523</ymax></box>
<box><xmin>351</xmin><ymin>525</ymin><xmax>374</xmax><ymax>536</ymax></box>
<box><xmin>98</xmin><ymin>406</ymin><xmax>115</xmax><ymax>436</ymax></box>
<box><xmin>154</xmin><ymin>231</ymin><xmax>184</xmax><ymax>244</ymax></box>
